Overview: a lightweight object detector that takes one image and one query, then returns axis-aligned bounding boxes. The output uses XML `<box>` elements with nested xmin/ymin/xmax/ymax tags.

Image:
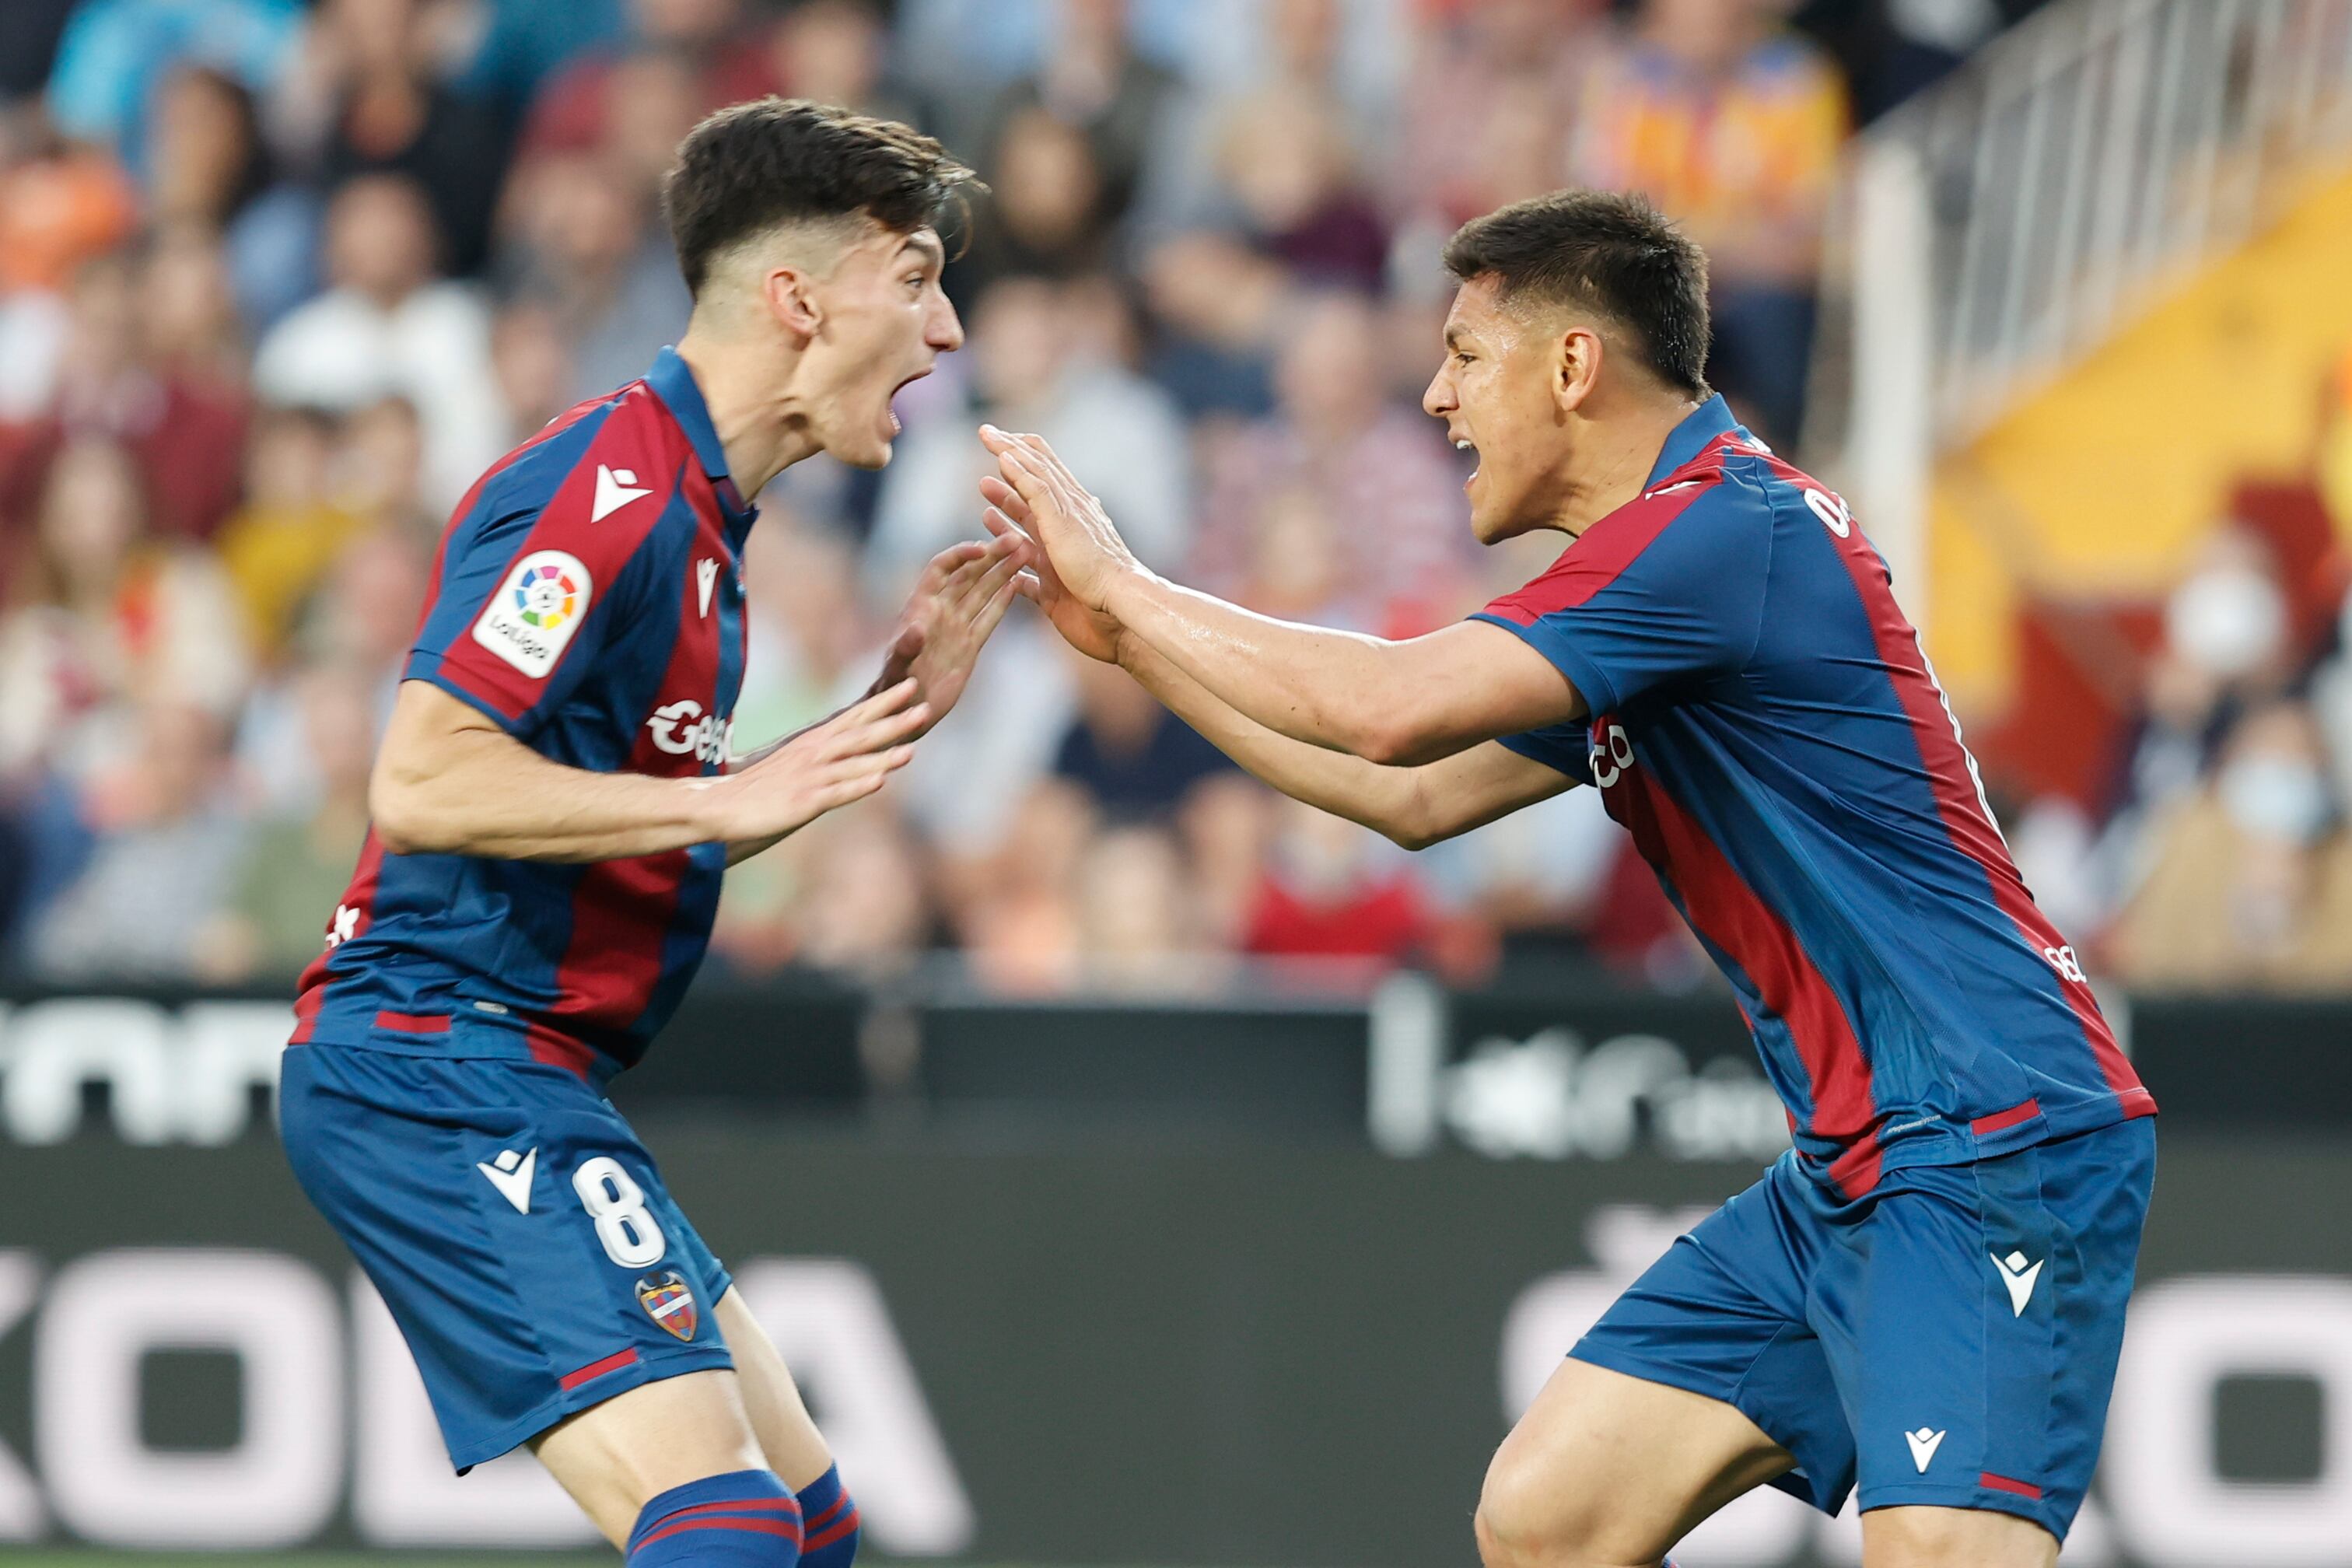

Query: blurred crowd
<box><xmin>27</xmin><ymin>0</ymin><xmax>2336</xmax><ymax>1003</ymax></box>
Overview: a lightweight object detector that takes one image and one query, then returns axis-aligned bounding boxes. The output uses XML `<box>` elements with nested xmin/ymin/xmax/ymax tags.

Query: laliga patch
<box><xmin>635</xmin><ymin>1269</ymin><xmax>698</xmax><ymax>1341</ymax></box>
<box><xmin>473</xmin><ymin>550</ymin><xmax>592</xmax><ymax>678</ymax></box>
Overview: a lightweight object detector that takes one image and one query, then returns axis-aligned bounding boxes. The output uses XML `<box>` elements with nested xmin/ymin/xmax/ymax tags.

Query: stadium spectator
<box><xmin>195</xmin><ymin>660</ymin><xmax>376</xmax><ymax>980</ymax></box>
<box><xmin>976</xmin><ymin>0</ymin><xmax>1178</xmax><ymax>231</ymax></box>
<box><xmin>1192</xmin><ymin>290</ymin><xmax>1471</xmax><ymax>631</ymax></box>
<box><xmin>285</xmin><ymin>0</ymin><xmax>510</xmax><ymax>279</ymax></box>
<box><xmin>0</xmin><ymin>248</ymin><xmax>248</xmax><ymax>543</ymax></box>
<box><xmin>1242</xmin><ymin>796</ymin><xmax>1437</xmax><ymax>968</ymax></box>
<box><xmin>1051</xmin><ymin>652</ymin><xmax>1234</xmax><ymax>821</ymax></box>
<box><xmin>518</xmin><ymin>0</ymin><xmax>780</xmax><ymax>164</ymax></box>
<box><xmin>2112</xmin><ymin>701</ymin><xmax>2352</xmax><ymax>990</ymax></box>
<box><xmin>0</xmin><ymin>435</ymin><xmax>250</xmax><ymax>782</ymax></box>
<box><xmin>1206</xmin><ymin>86</ymin><xmax>1388</xmax><ymax>292</ymax></box>
<box><xmin>1398</xmin><ymin>0</ymin><xmax>1599</xmax><ymax>230</ymax></box>
<box><xmin>212</xmin><ymin>404</ymin><xmax>365</xmax><ymax>660</ymax></box>
<box><xmin>870</xmin><ymin>273</ymin><xmax>1192</xmax><ymax>600</ymax></box>
<box><xmin>956</xmin><ymin>106</ymin><xmax>1115</xmax><ymax>298</ymax></box>
<box><xmin>251</xmin><ymin>175</ymin><xmax>502</xmax><ymax>511</ymax></box>
<box><xmin>24</xmin><ymin>700</ymin><xmax>246</xmax><ymax>980</ymax></box>
<box><xmin>957</xmin><ymin>777</ymin><xmax>1097</xmax><ymax>993</ymax></box>
<box><xmin>142</xmin><ymin>63</ymin><xmax>317</xmax><ymax>327</ymax></box>
<box><xmin>0</xmin><ymin>115</ymin><xmax>139</xmax><ymax>299</ymax></box>
<box><xmin>1567</xmin><ymin>0</ymin><xmax>1847</xmax><ymax>442</ymax></box>
<box><xmin>1074</xmin><ymin>821</ymin><xmax>1209</xmax><ymax>988</ymax></box>
<box><xmin>502</xmin><ymin>151</ymin><xmax>691</xmax><ymax>401</ymax></box>
<box><xmin>40</xmin><ymin>0</ymin><xmax>299</xmax><ymax>156</ymax></box>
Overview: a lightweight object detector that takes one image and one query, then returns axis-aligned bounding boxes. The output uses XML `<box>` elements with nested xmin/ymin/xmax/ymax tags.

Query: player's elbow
<box><xmin>369</xmin><ymin>758</ymin><xmax>458</xmax><ymax>856</ymax></box>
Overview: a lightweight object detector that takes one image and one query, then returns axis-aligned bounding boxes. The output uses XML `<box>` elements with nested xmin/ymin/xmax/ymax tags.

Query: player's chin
<box><xmin>826</xmin><ymin>431</ymin><xmax>897</xmax><ymax>471</ymax></box>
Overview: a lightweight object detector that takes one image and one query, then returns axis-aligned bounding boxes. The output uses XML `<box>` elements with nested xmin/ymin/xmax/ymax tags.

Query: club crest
<box><xmin>635</xmin><ymin>1270</ymin><xmax>698</xmax><ymax>1341</ymax></box>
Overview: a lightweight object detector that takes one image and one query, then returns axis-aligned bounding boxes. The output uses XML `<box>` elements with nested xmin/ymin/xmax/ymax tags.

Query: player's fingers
<box><xmin>845</xmin><ymin>698</ymin><xmax>933</xmax><ymax>753</ymax></box>
<box><xmin>963</xmin><ymin>548</ymin><xmax>1027</xmax><ymax>612</ymax></box>
<box><xmin>1012</xmin><ymin>569</ymin><xmax>1044</xmax><ymax>601</ymax></box>
<box><xmin>969</xmin><ymin>565</ymin><xmax>1024</xmax><ymax>642</ymax></box>
<box><xmin>978</xmin><ymin>473</ymin><xmax>1031</xmax><ymax>522</ymax></box>
<box><xmin>840</xmin><ymin>677</ymin><xmax>922</xmax><ymax>728</ymax></box>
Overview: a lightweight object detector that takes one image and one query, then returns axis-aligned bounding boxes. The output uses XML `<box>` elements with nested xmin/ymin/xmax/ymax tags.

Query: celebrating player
<box><xmin>980</xmin><ymin>191</ymin><xmax>2156</xmax><ymax>1568</ymax></box>
<box><xmin>278</xmin><ymin>101</ymin><xmax>1017</xmax><ymax>1567</ymax></box>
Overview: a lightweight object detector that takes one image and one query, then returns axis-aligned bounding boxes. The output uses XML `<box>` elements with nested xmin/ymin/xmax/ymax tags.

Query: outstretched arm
<box><xmin>372</xmin><ymin>679</ymin><xmax>929</xmax><ymax>863</ymax></box>
<box><xmin>978</xmin><ymin>475</ymin><xmax>1573</xmax><ymax>847</ymax></box>
<box><xmin>1122</xmin><ymin>636</ymin><xmax>1573</xmax><ymax>847</ymax></box>
<box><xmin>980</xmin><ymin>427</ymin><xmax>1584</xmax><ymax>765</ymax></box>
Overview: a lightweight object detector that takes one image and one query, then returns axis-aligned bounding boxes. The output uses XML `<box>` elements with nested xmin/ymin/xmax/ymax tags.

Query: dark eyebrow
<box><xmin>1444</xmin><ymin>324</ymin><xmax>1468</xmax><ymax>351</ymax></box>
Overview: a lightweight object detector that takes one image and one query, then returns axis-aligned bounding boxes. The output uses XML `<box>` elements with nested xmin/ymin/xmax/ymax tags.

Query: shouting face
<box><xmin>1422</xmin><ymin>274</ymin><xmax>1585</xmax><ymax>545</ymax></box>
<box><xmin>793</xmin><ymin>222</ymin><xmax>964</xmax><ymax>468</ymax></box>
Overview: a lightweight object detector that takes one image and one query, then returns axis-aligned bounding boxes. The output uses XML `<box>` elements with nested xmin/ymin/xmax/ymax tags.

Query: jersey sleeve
<box><xmin>1498</xmin><ymin>720</ymin><xmax>1595</xmax><ymax>785</ymax></box>
<box><xmin>405</xmin><ymin>422</ymin><xmax>683</xmax><ymax>736</ymax></box>
<box><xmin>1470</xmin><ymin>477</ymin><xmax>1769</xmax><ymax>714</ymax></box>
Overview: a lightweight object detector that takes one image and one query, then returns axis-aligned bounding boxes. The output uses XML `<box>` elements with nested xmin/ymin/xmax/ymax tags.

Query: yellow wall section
<box><xmin>1927</xmin><ymin>160</ymin><xmax>2352</xmax><ymax>713</ymax></box>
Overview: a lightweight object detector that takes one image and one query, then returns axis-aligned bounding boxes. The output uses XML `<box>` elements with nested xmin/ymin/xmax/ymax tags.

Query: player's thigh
<box><xmin>715</xmin><ymin>1286</ymin><xmax>835</xmax><ymax>1490</ymax></box>
<box><xmin>1861</xmin><ymin>1504</ymin><xmax>2056</xmax><ymax>1568</ymax></box>
<box><xmin>1479</xmin><ymin>1356</ymin><xmax>1794</xmax><ymax>1568</ymax></box>
<box><xmin>529</xmin><ymin>1367</ymin><xmax>767</xmax><ymax>1546</ymax></box>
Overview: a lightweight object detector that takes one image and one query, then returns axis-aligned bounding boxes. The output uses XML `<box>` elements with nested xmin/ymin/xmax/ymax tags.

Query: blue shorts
<box><xmin>279</xmin><ymin>1042</ymin><xmax>737</xmax><ymax>1471</ymax></box>
<box><xmin>1570</xmin><ymin>1116</ymin><xmax>2156</xmax><ymax>1541</ymax></box>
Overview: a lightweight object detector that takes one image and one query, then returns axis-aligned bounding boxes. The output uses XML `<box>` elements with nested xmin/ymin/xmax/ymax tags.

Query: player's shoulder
<box><xmin>465</xmin><ymin>380</ymin><xmax>687</xmax><ymax>523</ymax></box>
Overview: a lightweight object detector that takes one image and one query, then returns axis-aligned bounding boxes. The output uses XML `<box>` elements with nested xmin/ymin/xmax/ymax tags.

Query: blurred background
<box><xmin>2</xmin><ymin>1</ymin><xmax>2351</xmax><ymax>1566</ymax></box>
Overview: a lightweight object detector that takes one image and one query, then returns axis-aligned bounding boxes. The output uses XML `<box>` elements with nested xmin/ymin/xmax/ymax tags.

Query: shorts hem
<box><xmin>1565</xmin><ymin>1342</ymin><xmax>1850</xmax><ymax>1516</ymax></box>
<box><xmin>446</xmin><ymin>1342</ymin><xmax>737</xmax><ymax>1473</ymax></box>
<box><xmin>1857</xmin><ymin>1482</ymin><xmax>2066</xmax><ymax>1539</ymax></box>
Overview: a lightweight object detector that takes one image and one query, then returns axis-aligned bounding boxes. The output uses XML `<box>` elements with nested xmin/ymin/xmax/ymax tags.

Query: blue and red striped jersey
<box><xmin>1475</xmin><ymin>397</ymin><xmax>2154</xmax><ymax>1195</ymax></box>
<box><xmin>292</xmin><ymin>348</ymin><xmax>754</xmax><ymax>1080</ymax></box>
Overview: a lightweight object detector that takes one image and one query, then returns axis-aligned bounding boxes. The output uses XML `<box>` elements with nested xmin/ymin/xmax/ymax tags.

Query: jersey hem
<box><xmin>285</xmin><ymin>1029</ymin><xmax>624</xmax><ymax>1088</ymax></box>
<box><xmin>1796</xmin><ymin>1091</ymin><xmax>2158</xmax><ymax>1188</ymax></box>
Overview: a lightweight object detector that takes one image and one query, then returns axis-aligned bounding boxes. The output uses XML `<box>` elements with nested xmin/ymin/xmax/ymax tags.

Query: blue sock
<box><xmin>626</xmin><ymin>1468</ymin><xmax>801</xmax><ymax>1566</ymax></box>
<box><xmin>796</xmin><ymin>1464</ymin><xmax>862</xmax><ymax>1568</ymax></box>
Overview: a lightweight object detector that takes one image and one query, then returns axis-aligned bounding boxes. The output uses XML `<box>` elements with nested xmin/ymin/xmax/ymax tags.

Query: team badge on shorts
<box><xmin>635</xmin><ymin>1270</ymin><xmax>698</xmax><ymax>1341</ymax></box>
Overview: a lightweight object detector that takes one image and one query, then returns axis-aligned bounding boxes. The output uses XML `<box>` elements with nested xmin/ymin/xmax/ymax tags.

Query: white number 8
<box><xmin>572</xmin><ymin>1155</ymin><xmax>668</xmax><ymax>1269</ymax></box>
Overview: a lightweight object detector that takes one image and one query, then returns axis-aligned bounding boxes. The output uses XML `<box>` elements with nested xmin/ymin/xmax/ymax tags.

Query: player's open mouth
<box><xmin>1454</xmin><ymin>436</ymin><xmax>1478</xmax><ymax>488</ymax></box>
<box><xmin>887</xmin><ymin>368</ymin><xmax>931</xmax><ymax>436</ymax></box>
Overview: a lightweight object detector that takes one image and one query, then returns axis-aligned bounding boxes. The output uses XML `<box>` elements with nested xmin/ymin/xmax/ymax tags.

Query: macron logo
<box><xmin>477</xmin><ymin>1147</ymin><xmax>537</xmax><ymax>1214</ymax></box>
<box><xmin>1905</xmin><ymin>1427</ymin><xmax>1946</xmax><ymax>1473</ymax></box>
<box><xmin>591</xmin><ymin>464</ymin><xmax>653</xmax><ymax>523</ymax></box>
<box><xmin>1991</xmin><ymin>1249</ymin><xmax>2045</xmax><ymax>1316</ymax></box>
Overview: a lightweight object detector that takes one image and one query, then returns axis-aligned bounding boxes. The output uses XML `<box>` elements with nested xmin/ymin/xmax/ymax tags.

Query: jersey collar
<box><xmin>1643</xmin><ymin>394</ymin><xmax>1747</xmax><ymax>488</ymax></box>
<box><xmin>646</xmin><ymin>345</ymin><xmax>755</xmax><ymax>527</ymax></box>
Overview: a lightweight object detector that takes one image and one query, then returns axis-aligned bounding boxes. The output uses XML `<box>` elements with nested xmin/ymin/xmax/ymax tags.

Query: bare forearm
<box><xmin>1118</xmin><ymin>639</ymin><xmax>1433</xmax><ymax>846</ymax></box>
<box><xmin>373</xmin><ymin>733</ymin><xmax>723</xmax><ymax>862</ymax></box>
<box><xmin>1105</xmin><ymin>571</ymin><xmax>1404</xmax><ymax>757</ymax></box>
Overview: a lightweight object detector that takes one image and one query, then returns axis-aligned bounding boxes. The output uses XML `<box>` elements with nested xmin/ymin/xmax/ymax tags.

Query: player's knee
<box><xmin>625</xmin><ymin>1468</ymin><xmax>803</xmax><ymax>1566</ymax></box>
<box><xmin>1474</xmin><ymin>1446</ymin><xmax>1620</xmax><ymax>1568</ymax></box>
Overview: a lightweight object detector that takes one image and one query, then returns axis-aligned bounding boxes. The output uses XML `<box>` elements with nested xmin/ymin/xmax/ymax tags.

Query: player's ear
<box><xmin>1556</xmin><ymin>324</ymin><xmax>1601</xmax><ymax>415</ymax></box>
<box><xmin>762</xmin><ymin>264</ymin><xmax>824</xmax><ymax>344</ymax></box>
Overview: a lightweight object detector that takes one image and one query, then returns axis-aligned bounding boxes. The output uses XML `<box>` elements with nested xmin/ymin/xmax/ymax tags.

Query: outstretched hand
<box><xmin>711</xmin><ymin>678</ymin><xmax>929</xmax><ymax>843</ymax></box>
<box><xmin>873</xmin><ymin>532</ymin><xmax>1028</xmax><ymax>733</ymax></box>
<box><xmin>978</xmin><ymin>425</ymin><xmax>1142</xmax><ymax>613</ymax></box>
<box><xmin>979</xmin><ymin>471</ymin><xmax>1121</xmax><ymax>663</ymax></box>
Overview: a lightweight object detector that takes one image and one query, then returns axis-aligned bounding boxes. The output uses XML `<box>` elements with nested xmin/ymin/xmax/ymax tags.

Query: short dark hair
<box><xmin>662</xmin><ymin>97</ymin><xmax>982</xmax><ymax>296</ymax></box>
<box><xmin>1441</xmin><ymin>191</ymin><xmax>1710</xmax><ymax>397</ymax></box>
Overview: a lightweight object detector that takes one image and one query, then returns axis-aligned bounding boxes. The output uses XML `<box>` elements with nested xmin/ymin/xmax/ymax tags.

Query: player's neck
<box><xmin>674</xmin><ymin>332</ymin><xmax>823</xmax><ymax>497</ymax></box>
<box><xmin>1549</xmin><ymin>395</ymin><xmax>1705</xmax><ymax>537</ymax></box>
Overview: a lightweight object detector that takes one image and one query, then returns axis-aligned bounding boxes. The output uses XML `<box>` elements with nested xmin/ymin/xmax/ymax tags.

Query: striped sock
<box><xmin>796</xmin><ymin>1464</ymin><xmax>863</xmax><ymax>1568</ymax></box>
<box><xmin>625</xmin><ymin>1469</ymin><xmax>802</xmax><ymax>1566</ymax></box>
